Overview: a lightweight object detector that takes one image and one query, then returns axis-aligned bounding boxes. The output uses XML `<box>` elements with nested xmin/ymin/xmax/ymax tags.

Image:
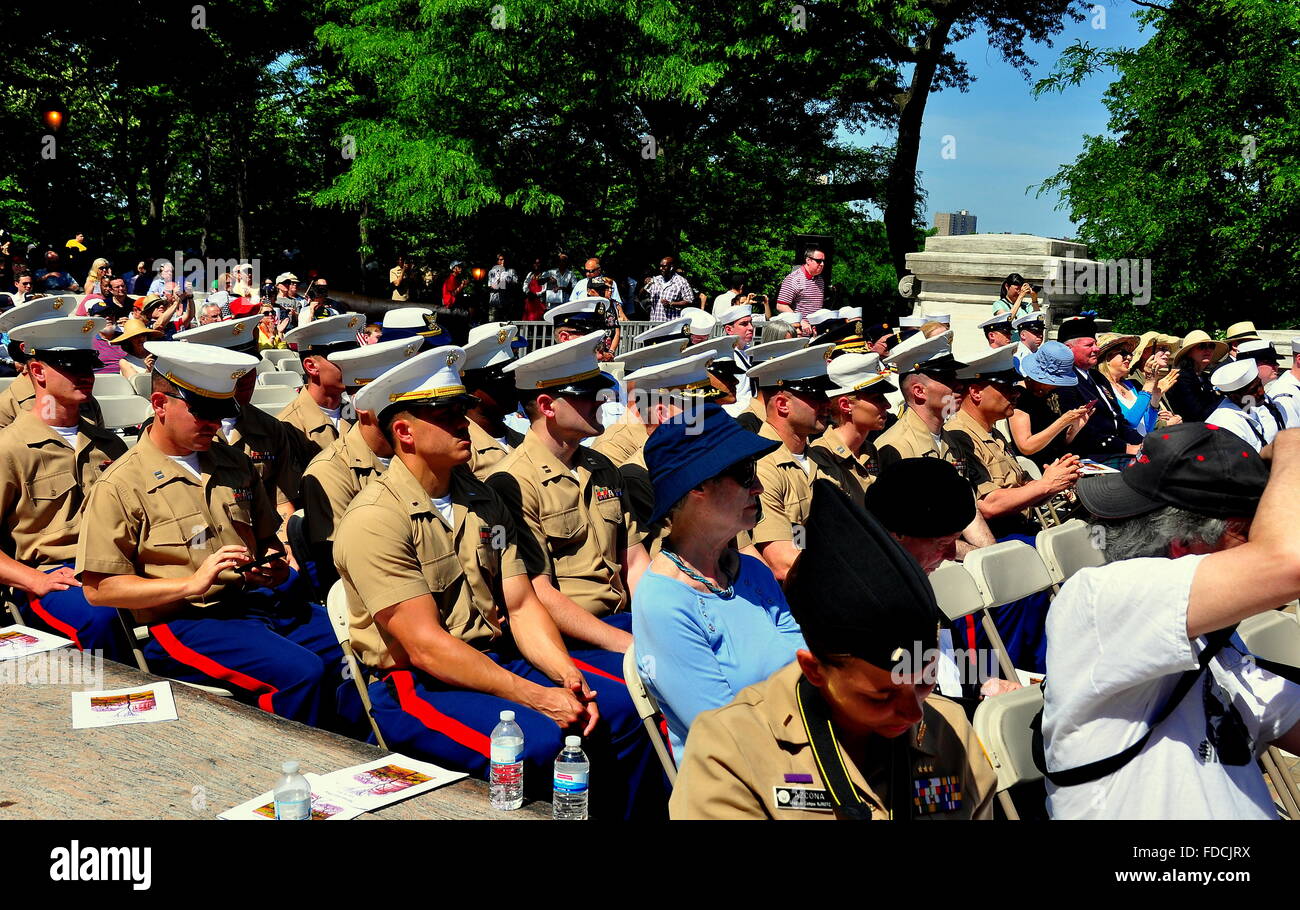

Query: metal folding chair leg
<box><xmin>996</xmin><ymin>790</ymin><xmax>1020</xmax><ymax>821</ymax></box>
<box><xmin>980</xmin><ymin>609</ymin><xmax>1018</xmax><ymax>681</ymax></box>
<box><xmin>1262</xmin><ymin>746</ymin><xmax>1300</xmax><ymax>820</ymax></box>
<box><xmin>114</xmin><ymin>609</ymin><xmax>234</xmax><ymax>697</ymax></box>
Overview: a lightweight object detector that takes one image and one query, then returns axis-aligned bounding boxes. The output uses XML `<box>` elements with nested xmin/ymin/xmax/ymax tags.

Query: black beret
<box><xmin>1055</xmin><ymin>316</ymin><xmax>1097</xmax><ymax>344</ymax></box>
<box><xmin>864</xmin><ymin>458</ymin><xmax>976</xmax><ymax>538</ymax></box>
<box><xmin>786</xmin><ymin>480</ymin><xmax>944</xmax><ymax>670</ymax></box>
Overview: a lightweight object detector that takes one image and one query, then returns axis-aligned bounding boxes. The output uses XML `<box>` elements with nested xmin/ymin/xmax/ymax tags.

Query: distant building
<box><xmin>935</xmin><ymin>210</ymin><xmax>977</xmax><ymax>235</ymax></box>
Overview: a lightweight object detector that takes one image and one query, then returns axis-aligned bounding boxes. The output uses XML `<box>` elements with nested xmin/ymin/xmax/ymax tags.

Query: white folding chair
<box><xmin>256</xmin><ymin>372</ymin><xmax>301</xmax><ymax>390</ymax></box>
<box><xmin>1035</xmin><ymin>518</ymin><xmax>1105</xmax><ymax>587</ymax></box>
<box><xmin>130</xmin><ymin>371</ymin><xmax>153</xmax><ymax>398</ymax></box>
<box><xmin>929</xmin><ymin>562</ymin><xmax>1009</xmax><ymax>683</ymax></box>
<box><xmin>255</xmin><ymin>357</ymin><xmax>277</xmax><ymax>375</ymax></box>
<box><xmin>962</xmin><ymin>541</ymin><xmax>1055</xmax><ymax>681</ymax></box>
<box><xmin>277</xmin><ymin>358</ymin><xmax>305</xmax><ymax>378</ymax></box>
<box><xmin>3</xmin><ymin>586</ymin><xmax>23</xmax><ymax>624</ymax></box>
<box><xmin>96</xmin><ymin>395</ymin><xmax>153</xmax><ymax>433</ymax></box>
<box><xmin>623</xmin><ymin>643</ymin><xmax>677</xmax><ymax>785</ymax></box>
<box><xmin>249</xmin><ymin>386</ymin><xmax>297</xmax><ymax>411</ymax></box>
<box><xmin>325</xmin><ymin>580</ymin><xmax>388</xmax><ymax>750</ymax></box>
<box><xmin>114</xmin><ymin>611</ymin><xmax>234</xmax><ymax>697</ymax></box>
<box><xmin>971</xmin><ymin>683</ymin><xmax>1044</xmax><ymax>820</ymax></box>
<box><xmin>93</xmin><ymin>373</ymin><xmax>135</xmax><ymax>398</ymax></box>
<box><xmin>262</xmin><ymin>349</ymin><xmax>298</xmax><ymax>368</ymax></box>
<box><xmin>1239</xmin><ymin>611</ymin><xmax>1300</xmax><ymax>817</ymax></box>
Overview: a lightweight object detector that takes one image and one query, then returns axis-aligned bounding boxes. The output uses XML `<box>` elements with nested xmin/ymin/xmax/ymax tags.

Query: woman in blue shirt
<box><xmin>1097</xmin><ymin>332</ymin><xmax>1182</xmax><ymax>437</ymax></box>
<box><xmin>634</xmin><ymin>403</ymin><xmax>805</xmax><ymax>758</ymax></box>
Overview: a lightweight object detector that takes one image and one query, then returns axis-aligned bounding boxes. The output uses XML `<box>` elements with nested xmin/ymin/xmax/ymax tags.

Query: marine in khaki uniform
<box><xmin>0</xmin><ymin>317</ymin><xmax>128</xmax><ymax>658</ymax></box>
<box><xmin>461</xmin><ymin>322</ymin><xmax>526</xmax><ymax>479</ymax></box>
<box><xmin>76</xmin><ymin>341</ymin><xmax>342</xmax><ymax>726</ymax></box>
<box><xmin>808</xmin><ymin>351</ymin><xmax>893</xmax><ymax>508</ymax></box>
<box><xmin>670</xmin><ymin>480</ymin><xmax>997</xmax><ymax>820</ymax></box>
<box><xmin>277</xmin><ymin>313</ymin><xmax>365</xmax><ymax>467</ymax></box>
<box><xmin>299</xmin><ymin>337</ymin><xmax>422</xmax><ymax>590</ymax></box>
<box><xmin>486</xmin><ymin>334</ymin><xmax>649</xmax><ymax>655</ymax></box>
<box><xmin>745</xmin><ymin>343</ymin><xmax>832</xmax><ymax>584</ymax></box>
<box><xmin>333</xmin><ymin>345</ymin><xmax>669</xmax><ymax>819</ymax></box>
<box><xmin>0</xmin><ymin>295</ymin><xmax>104</xmax><ymax>429</ymax></box>
<box><xmin>732</xmin><ymin>336</ymin><xmax>810</xmax><ymax>435</ymax></box>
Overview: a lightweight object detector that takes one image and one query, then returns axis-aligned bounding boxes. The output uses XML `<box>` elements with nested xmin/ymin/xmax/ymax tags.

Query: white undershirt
<box><xmin>789</xmin><ymin>450</ymin><xmax>811</xmax><ymax>475</ymax></box>
<box><xmin>49</xmin><ymin>425</ymin><xmax>79</xmax><ymax>448</ymax></box>
<box><xmin>375</xmin><ymin>455</ymin><xmax>392</xmax><ymax>469</ymax></box>
<box><xmin>495</xmin><ymin>436</ymin><xmax>512</xmax><ymax>451</ymax></box>
<box><xmin>431</xmin><ymin>492</ymin><xmax>454</xmax><ymax>528</ymax></box>
<box><xmin>320</xmin><ymin>404</ymin><xmax>342</xmax><ymax>431</ymax></box>
<box><xmin>169</xmin><ymin>453</ymin><xmax>202</xmax><ymax>479</ymax></box>
<box><xmin>220</xmin><ymin>416</ymin><xmax>239</xmax><ymax>440</ymax></box>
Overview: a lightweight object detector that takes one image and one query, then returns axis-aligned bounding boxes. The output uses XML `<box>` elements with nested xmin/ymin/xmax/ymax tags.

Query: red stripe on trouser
<box><xmin>965</xmin><ymin>616</ymin><xmax>977</xmax><ymax>660</ymax></box>
<box><xmin>28</xmin><ymin>597</ymin><xmax>83</xmax><ymax>650</ymax></box>
<box><xmin>150</xmin><ymin>624</ymin><xmax>279</xmax><ymax>713</ymax></box>
<box><xmin>571</xmin><ymin>658</ymin><xmax>625</xmax><ymax>686</ymax></box>
<box><xmin>390</xmin><ymin>670</ymin><xmax>491</xmax><ymax>756</ymax></box>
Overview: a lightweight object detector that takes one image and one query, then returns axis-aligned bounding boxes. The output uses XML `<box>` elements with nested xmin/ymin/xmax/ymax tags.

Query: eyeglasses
<box><xmin>584</xmin><ymin>268</ymin><xmax>600</xmax><ymax>274</ymax></box>
<box><xmin>1115</xmin><ymin>350</ymin><xmax>1134</xmax><ymax>360</ymax></box>
<box><xmin>714</xmin><ymin>458</ymin><xmax>758</xmax><ymax>488</ymax></box>
<box><xmin>806</xmin><ymin>257</ymin><xmax>826</xmax><ymax>264</ymax></box>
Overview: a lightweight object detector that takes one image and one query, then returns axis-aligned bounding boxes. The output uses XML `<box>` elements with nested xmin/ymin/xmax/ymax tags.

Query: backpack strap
<box><xmin>1030</xmin><ymin>626</ymin><xmax>1235</xmax><ymax>787</ymax></box>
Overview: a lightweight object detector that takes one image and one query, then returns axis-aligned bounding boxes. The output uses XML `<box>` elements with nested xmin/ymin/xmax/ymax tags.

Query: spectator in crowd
<box><xmin>486</xmin><ymin>251</ymin><xmax>520</xmax><ymax>322</ymax></box>
<box><xmin>9</xmin><ymin>271</ymin><xmax>35</xmax><ymax>304</ymax></box>
<box><xmin>296</xmin><ymin>277</ymin><xmax>344</xmax><ymax>327</ymax></box>
<box><xmin>1097</xmin><ymin>332</ymin><xmax>1181</xmax><ymax>438</ymax></box>
<box><xmin>80</xmin><ymin>258</ymin><xmax>111</xmax><ymax>303</ymax></box>
<box><xmin>1266</xmin><ymin>335</ymin><xmax>1300</xmax><ymax>402</ymax></box>
<box><xmin>34</xmin><ymin>251</ymin><xmax>79</xmax><ymax>293</ymax></box>
<box><xmin>713</xmin><ymin>273</ymin><xmax>744</xmax><ymax>311</ymax></box>
<box><xmin>522</xmin><ymin>256</ymin><xmax>547</xmax><ymax>321</ymax></box>
<box><xmin>125</xmin><ymin>261</ymin><xmax>150</xmax><ymax>295</ymax></box>
<box><xmin>1165</xmin><ymin>330</ymin><xmax>1226</xmax><ymax>422</ymax></box>
<box><xmin>1044</xmin><ymin>424</ymin><xmax>1300</xmax><ymax>819</ymax></box>
<box><xmin>92</xmin><ymin>317</ymin><xmax>128</xmax><ymax>375</ymax></box>
<box><xmin>544</xmin><ymin>253</ymin><xmax>576</xmax><ymax>308</ymax></box>
<box><xmin>111</xmin><ymin>318</ymin><xmax>162</xmax><ymax>381</ymax></box>
<box><xmin>1223</xmin><ymin>321</ymin><xmax>1261</xmax><ymax>362</ymax></box>
<box><xmin>775</xmin><ymin>246</ymin><xmax>827</xmax><ymax>329</ymax></box>
<box><xmin>275</xmin><ymin>272</ymin><xmax>305</xmax><ymax>321</ymax></box>
<box><xmin>1053</xmin><ymin>316</ymin><xmax>1143</xmax><ymax>460</ymax></box>
<box><xmin>390</xmin><ymin>254</ymin><xmax>414</xmax><ymax>302</ymax></box>
<box><xmin>441</xmin><ymin>261</ymin><xmax>468</xmax><ymax>307</ymax></box>
<box><xmin>584</xmin><ymin>276</ymin><xmax>626</xmax><ymax>358</ymax></box>
<box><xmin>570</xmin><ymin>256</ymin><xmax>624</xmax><ymax>304</ymax></box>
<box><xmin>258</xmin><ymin>305</ymin><xmax>288</xmax><ymax>350</ymax></box>
<box><xmin>461</xmin><ymin>322</ymin><xmax>525</xmax><ymax>479</ymax></box>
<box><xmin>198</xmin><ymin>302</ymin><xmax>223</xmax><ymax>325</ymax></box>
<box><xmin>87</xmin><ymin>276</ymin><xmax>134</xmax><ymax>322</ymax></box>
<box><xmin>634</xmin><ymin>403</ymin><xmax>803</xmax><ymax>758</ymax></box>
<box><xmin>991</xmin><ymin>273</ymin><xmax>1041</xmax><ymax>318</ymax></box>
<box><xmin>147</xmin><ymin>261</ymin><xmax>180</xmax><ymax>296</ymax></box>
<box><xmin>1009</xmin><ymin>341</ymin><xmax>1093</xmax><ymax>471</ymax></box>
<box><xmin>644</xmin><ymin>255</ymin><xmax>691</xmax><ymax>322</ymax></box>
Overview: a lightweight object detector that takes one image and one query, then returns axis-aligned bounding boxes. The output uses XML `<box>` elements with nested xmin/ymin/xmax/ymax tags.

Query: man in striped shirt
<box><xmin>646</xmin><ymin>255</ymin><xmax>693</xmax><ymax>322</ymax></box>
<box><xmin>776</xmin><ymin>246</ymin><xmax>828</xmax><ymax>328</ymax></box>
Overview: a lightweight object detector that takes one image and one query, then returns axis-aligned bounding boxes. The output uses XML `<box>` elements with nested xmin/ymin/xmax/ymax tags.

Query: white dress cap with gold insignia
<box><xmin>0</xmin><ymin>295</ymin><xmax>75</xmax><ymax>334</ymax></box>
<box><xmin>143</xmin><ymin>340</ymin><xmax>259</xmax><ymax>399</ymax></box>
<box><xmin>10</xmin><ymin>316</ymin><xmax>105</xmax><ymax>353</ymax></box>
<box><xmin>615</xmin><ymin>337</ymin><xmax>689</xmax><ymax>374</ymax></box>
<box><xmin>353</xmin><ymin>346</ymin><xmax>478</xmax><ymax>415</ymax></box>
<box><xmin>884</xmin><ymin>328</ymin><xmax>954</xmax><ymax>371</ymax></box>
<box><xmin>331</xmin><ymin>336</ymin><xmax>423</xmax><ymax>389</ymax></box>
<box><xmin>838</xmin><ymin>307</ymin><xmax>863</xmax><ymax>321</ymax></box>
<box><xmin>544</xmin><ymin>299</ymin><xmax>608</xmax><ymax>325</ymax></box>
<box><xmin>504</xmin><ymin>332</ymin><xmax>613</xmax><ymax>392</ymax></box>
<box><xmin>174</xmin><ymin>314</ymin><xmax>262</xmax><ymax>351</ymax></box>
<box><xmin>955</xmin><ymin>344</ymin><xmax>1018</xmax><ymax>381</ymax></box>
<box><xmin>284</xmin><ymin>313</ymin><xmax>364</xmax><ymax>352</ymax></box>
<box><xmin>745</xmin><ymin>342</ymin><xmax>830</xmax><ymax>389</ymax></box>
<box><xmin>382</xmin><ymin>306</ymin><xmax>431</xmax><ymax>330</ymax></box>
<box><xmin>463</xmin><ymin>322</ymin><xmax>519</xmax><ymax>371</ymax></box>
<box><xmin>1212</xmin><ymin>358</ymin><xmax>1258</xmax><ymax>393</ymax></box>
<box><xmin>624</xmin><ymin>351</ymin><xmax>717</xmax><ymax>392</ymax></box>
<box><xmin>805</xmin><ymin>309</ymin><xmax>842</xmax><ymax>327</ymax></box>
<box><xmin>714</xmin><ymin>303</ymin><xmax>752</xmax><ymax>326</ymax></box>
<box><xmin>679</xmin><ymin>307</ymin><xmax>717</xmax><ymax>335</ymax></box>
<box><xmin>826</xmin><ymin>352</ymin><xmax>897</xmax><ymax>397</ymax></box>
<box><xmin>681</xmin><ymin>335</ymin><xmax>740</xmax><ymax>361</ymax></box>
<box><xmin>635</xmin><ymin>316</ymin><xmax>690</xmax><ymax>346</ymax></box>
<box><xmin>746</xmin><ymin>336</ymin><xmax>811</xmax><ymax>365</ymax></box>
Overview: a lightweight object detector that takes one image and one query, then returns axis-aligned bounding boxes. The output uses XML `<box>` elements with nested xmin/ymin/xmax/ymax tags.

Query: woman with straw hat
<box><xmin>1097</xmin><ymin>332</ymin><xmax>1182</xmax><ymax>437</ymax></box>
<box><xmin>111</xmin><ymin>318</ymin><xmax>163</xmax><ymax>380</ymax></box>
<box><xmin>1165</xmin><ymin>330</ymin><xmax>1228</xmax><ymax>421</ymax></box>
<box><xmin>1010</xmin><ymin>340</ymin><xmax>1093</xmax><ymax>469</ymax></box>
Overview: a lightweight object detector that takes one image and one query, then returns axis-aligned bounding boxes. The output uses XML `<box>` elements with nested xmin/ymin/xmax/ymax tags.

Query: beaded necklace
<box><xmin>660</xmin><ymin>547</ymin><xmax>735</xmax><ymax>599</ymax></box>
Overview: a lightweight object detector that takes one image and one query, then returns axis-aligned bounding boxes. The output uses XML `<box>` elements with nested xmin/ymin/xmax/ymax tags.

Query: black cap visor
<box><xmin>177</xmin><ymin>387</ymin><xmax>240</xmax><ymax>420</ymax></box>
<box><xmin>37</xmin><ymin>349</ymin><xmax>103</xmax><ymax>372</ymax></box>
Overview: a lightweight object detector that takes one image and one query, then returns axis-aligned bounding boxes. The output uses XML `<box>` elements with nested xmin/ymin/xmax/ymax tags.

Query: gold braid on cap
<box><xmin>163</xmin><ymin>370</ymin><xmax>237</xmax><ymax>399</ymax></box>
<box><xmin>389</xmin><ymin>384</ymin><xmax>467</xmax><ymax>402</ymax></box>
<box><xmin>535</xmin><ymin>367</ymin><xmax>600</xmax><ymax>388</ymax></box>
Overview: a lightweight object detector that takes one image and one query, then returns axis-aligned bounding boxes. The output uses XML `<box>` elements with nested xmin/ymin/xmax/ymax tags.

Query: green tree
<box><xmin>1035</xmin><ymin>0</ymin><xmax>1300</xmax><ymax>334</ymax></box>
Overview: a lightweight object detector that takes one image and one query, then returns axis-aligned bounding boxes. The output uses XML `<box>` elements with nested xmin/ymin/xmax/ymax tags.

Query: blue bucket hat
<box><xmin>643</xmin><ymin>403</ymin><xmax>780</xmax><ymax>525</ymax></box>
<box><xmin>1019</xmin><ymin>340</ymin><xmax>1078</xmax><ymax>387</ymax></box>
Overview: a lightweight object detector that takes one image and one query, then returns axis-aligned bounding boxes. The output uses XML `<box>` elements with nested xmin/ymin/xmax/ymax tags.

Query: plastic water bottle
<box><xmin>273</xmin><ymin>760</ymin><xmax>311</xmax><ymax>820</ymax></box>
<box><xmin>490</xmin><ymin>710</ymin><xmax>525</xmax><ymax>810</ymax></box>
<box><xmin>552</xmin><ymin>735</ymin><xmax>589</xmax><ymax>820</ymax></box>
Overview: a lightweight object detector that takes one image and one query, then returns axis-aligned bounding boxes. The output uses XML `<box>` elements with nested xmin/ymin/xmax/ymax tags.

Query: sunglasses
<box><xmin>714</xmin><ymin>458</ymin><xmax>758</xmax><ymax>488</ymax></box>
<box><xmin>584</xmin><ymin>268</ymin><xmax>600</xmax><ymax>274</ymax></box>
<box><xmin>806</xmin><ymin>256</ymin><xmax>825</xmax><ymax>264</ymax></box>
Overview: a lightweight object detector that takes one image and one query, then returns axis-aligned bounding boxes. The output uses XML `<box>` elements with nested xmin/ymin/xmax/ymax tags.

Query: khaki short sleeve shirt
<box><xmin>752</xmin><ymin>423</ymin><xmax>821</xmax><ymax>547</ymax></box>
<box><xmin>943</xmin><ymin>409</ymin><xmax>1029</xmax><ymax>501</ymax></box>
<box><xmin>808</xmin><ymin>425</ymin><xmax>878</xmax><ymax>508</ymax></box>
<box><xmin>224</xmin><ymin>403</ymin><xmax>300</xmax><ymax>506</ymax></box>
<box><xmin>277</xmin><ymin>386</ymin><xmax>350</xmax><ymax>468</ymax></box>
<box><xmin>301</xmin><ymin>423</ymin><xmax>386</xmax><ymax>547</ymax></box>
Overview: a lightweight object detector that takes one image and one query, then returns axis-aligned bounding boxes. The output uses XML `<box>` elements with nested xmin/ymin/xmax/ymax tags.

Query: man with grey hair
<box><xmin>198</xmin><ymin>303</ymin><xmax>224</xmax><ymax>325</ymax></box>
<box><xmin>1042</xmin><ymin>423</ymin><xmax>1300</xmax><ymax>818</ymax></box>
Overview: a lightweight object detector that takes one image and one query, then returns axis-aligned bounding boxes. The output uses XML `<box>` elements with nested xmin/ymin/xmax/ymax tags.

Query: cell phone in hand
<box><xmin>236</xmin><ymin>552</ymin><xmax>282</xmax><ymax>573</ymax></box>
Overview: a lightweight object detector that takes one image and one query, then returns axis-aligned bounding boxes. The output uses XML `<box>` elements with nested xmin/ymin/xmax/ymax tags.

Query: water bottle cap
<box><xmin>282</xmin><ymin>760</ymin><xmax>299</xmax><ymax>774</ymax></box>
<box><xmin>565</xmin><ymin>735</ymin><xmax>581</xmax><ymax>747</ymax></box>
<box><xmin>500</xmin><ymin>710</ymin><xmax>515</xmax><ymax>721</ymax></box>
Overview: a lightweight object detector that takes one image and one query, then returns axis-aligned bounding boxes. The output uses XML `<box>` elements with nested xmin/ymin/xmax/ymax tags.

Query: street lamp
<box><xmin>471</xmin><ymin>266</ymin><xmax>486</xmax><ymax>282</ymax></box>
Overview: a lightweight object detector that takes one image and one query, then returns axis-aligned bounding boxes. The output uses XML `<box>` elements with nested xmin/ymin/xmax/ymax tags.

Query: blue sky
<box><xmin>842</xmin><ymin>2</ymin><xmax>1153</xmax><ymax>239</ymax></box>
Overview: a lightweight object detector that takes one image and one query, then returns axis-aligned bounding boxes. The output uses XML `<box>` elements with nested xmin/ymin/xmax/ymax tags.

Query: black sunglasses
<box><xmin>714</xmin><ymin>458</ymin><xmax>758</xmax><ymax>488</ymax></box>
<box><xmin>806</xmin><ymin>256</ymin><xmax>825</xmax><ymax>264</ymax></box>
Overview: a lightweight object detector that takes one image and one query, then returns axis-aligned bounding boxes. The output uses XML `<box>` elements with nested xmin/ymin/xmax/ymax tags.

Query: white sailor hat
<box><xmin>174</xmin><ymin>314</ymin><xmax>262</xmax><ymax>353</ymax></box>
<box><xmin>284</xmin><ymin>313</ymin><xmax>364</xmax><ymax>355</ymax></box>
<box><xmin>884</xmin><ymin>329</ymin><xmax>964</xmax><ymax>378</ymax></box>
<box><xmin>380</xmin><ymin>307</ymin><xmax>450</xmax><ymax>346</ymax></box>
<box><xmin>714</xmin><ymin>303</ymin><xmax>752</xmax><ymax>326</ymax></box>
<box><xmin>144</xmin><ymin>340</ymin><xmax>259</xmax><ymax>418</ymax></box>
<box><xmin>1290</xmin><ymin>338</ymin><xmax>1300</xmax><ymax>358</ymax></box>
<box><xmin>636</xmin><ymin>316</ymin><xmax>691</xmax><ymax>346</ymax></box>
<box><xmin>204</xmin><ymin>291</ymin><xmax>233</xmax><ymax>309</ymax></box>
<box><xmin>747</xmin><ymin>336</ymin><xmax>811</xmax><ymax>364</ymax></box>
<box><xmin>331</xmin><ymin>336</ymin><xmax>424</xmax><ymax>390</ymax></box>
<box><xmin>504</xmin><ymin>333</ymin><xmax>617</xmax><ymax>396</ymax></box>
<box><xmin>921</xmin><ymin>313</ymin><xmax>951</xmax><ymax>325</ymax></box>
<box><xmin>276</xmin><ymin>271</ymin><xmax>300</xmax><ymax>285</ymax></box>
<box><xmin>680</xmin><ymin>306</ymin><xmax>717</xmax><ymax>336</ymax></box>
<box><xmin>773</xmin><ymin>311</ymin><xmax>801</xmax><ymax>326</ymax></box>
<box><xmin>1236</xmin><ymin>339</ymin><xmax>1278</xmax><ymax>363</ymax></box>
<box><xmin>751</xmin><ymin>314</ymin><xmax>768</xmax><ymax>327</ymax></box>
<box><xmin>979</xmin><ymin>314</ymin><xmax>1014</xmax><ymax>334</ymax></box>
<box><xmin>745</xmin><ymin>343</ymin><xmax>831</xmax><ymax>394</ymax></box>
<box><xmin>624</xmin><ymin>351</ymin><xmax>717</xmax><ymax>394</ymax></box>
<box><xmin>838</xmin><ymin>307</ymin><xmax>863</xmax><ymax>321</ymax></box>
<box><xmin>826</xmin><ymin>352</ymin><xmax>897</xmax><ymax>397</ymax></box>
<box><xmin>1013</xmin><ymin>312</ymin><xmax>1046</xmax><ymax>331</ymax></box>
<box><xmin>616</xmin><ymin>337</ymin><xmax>690</xmax><ymax>374</ymax></box>
<box><xmin>806</xmin><ymin>309</ymin><xmax>843</xmax><ymax>327</ymax></box>
<box><xmin>0</xmin><ymin>294</ymin><xmax>74</xmax><ymax>334</ymax></box>
<box><xmin>681</xmin><ymin>335</ymin><xmax>740</xmax><ymax>362</ymax></box>
<box><xmin>10</xmin><ymin>316</ymin><xmax>105</xmax><ymax>369</ymax></box>
<box><xmin>353</xmin><ymin>346</ymin><xmax>479</xmax><ymax>417</ymax></box>
<box><xmin>955</xmin><ymin>344</ymin><xmax>1019</xmax><ymax>382</ymax></box>
<box><xmin>463</xmin><ymin>322</ymin><xmax>520</xmax><ymax>372</ymax></box>
<box><xmin>897</xmin><ymin>315</ymin><xmax>925</xmax><ymax>328</ymax></box>
<box><xmin>545</xmin><ymin>298</ymin><xmax>610</xmax><ymax>331</ymax></box>
<box><xmin>1212</xmin><ymin>358</ymin><xmax>1259</xmax><ymax>393</ymax></box>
